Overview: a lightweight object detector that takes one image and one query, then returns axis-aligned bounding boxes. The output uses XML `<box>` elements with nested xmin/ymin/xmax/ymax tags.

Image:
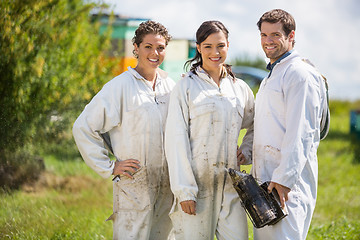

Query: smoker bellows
<box><xmin>227</xmin><ymin>168</ymin><xmax>287</xmax><ymax>228</ymax></box>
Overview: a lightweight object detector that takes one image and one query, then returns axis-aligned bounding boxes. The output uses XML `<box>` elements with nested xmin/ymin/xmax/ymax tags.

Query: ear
<box><xmin>133</xmin><ymin>43</ymin><xmax>139</xmax><ymax>53</ymax></box>
<box><xmin>288</xmin><ymin>30</ymin><xmax>295</xmax><ymax>43</ymax></box>
<box><xmin>196</xmin><ymin>44</ymin><xmax>201</xmax><ymax>54</ymax></box>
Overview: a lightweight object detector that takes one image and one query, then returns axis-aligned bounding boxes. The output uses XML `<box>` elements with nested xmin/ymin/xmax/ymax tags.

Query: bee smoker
<box><xmin>227</xmin><ymin>168</ymin><xmax>287</xmax><ymax>228</ymax></box>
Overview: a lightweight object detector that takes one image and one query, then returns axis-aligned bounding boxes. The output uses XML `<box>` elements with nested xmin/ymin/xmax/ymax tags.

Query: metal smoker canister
<box><xmin>227</xmin><ymin>168</ymin><xmax>285</xmax><ymax>228</ymax></box>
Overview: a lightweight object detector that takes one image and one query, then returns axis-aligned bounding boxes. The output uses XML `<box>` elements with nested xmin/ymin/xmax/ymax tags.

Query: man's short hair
<box><xmin>257</xmin><ymin>9</ymin><xmax>296</xmax><ymax>37</ymax></box>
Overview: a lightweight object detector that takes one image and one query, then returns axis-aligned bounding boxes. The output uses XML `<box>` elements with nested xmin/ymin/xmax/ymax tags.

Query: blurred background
<box><xmin>100</xmin><ymin>0</ymin><xmax>360</xmax><ymax>101</ymax></box>
<box><xmin>1</xmin><ymin>0</ymin><xmax>359</xmax><ymax>239</ymax></box>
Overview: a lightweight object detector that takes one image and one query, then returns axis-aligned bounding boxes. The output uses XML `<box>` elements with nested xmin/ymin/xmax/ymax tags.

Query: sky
<box><xmin>99</xmin><ymin>0</ymin><xmax>360</xmax><ymax>101</ymax></box>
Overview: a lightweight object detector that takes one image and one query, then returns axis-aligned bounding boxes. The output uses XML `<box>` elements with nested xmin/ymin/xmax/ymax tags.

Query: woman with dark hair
<box><xmin>73</xmin><ymin>20</ymin><xmax>175</xmax><ymax>240</ymax></box>
<box><xmin>165</xmin><ymin>20</ymin><xmax>254</xmax><ymax>240</ymax></box>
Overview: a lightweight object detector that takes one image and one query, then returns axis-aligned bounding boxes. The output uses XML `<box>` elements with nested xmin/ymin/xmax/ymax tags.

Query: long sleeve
<box><xmin>165</xmin><ymin>80</ymin><xmax>198</xmax><ymax>202</ymax></box>
<box><xmin>271</xmin><ymin>69</ymin><xmax>321</xmax><ymax>189</ymax></box>
<box><xmin>72</xmin><ymin>81</ymin><xmax>121</xmax><ymax>178</ymax></box>
<box><xmin>239</xmin><ymin>83</ymin><xmax>255</xmax><ymax>165</ymax></box>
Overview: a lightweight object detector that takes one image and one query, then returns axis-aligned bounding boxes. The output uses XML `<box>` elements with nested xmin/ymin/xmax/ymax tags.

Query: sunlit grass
<box><xmin>308</xmin><ymin>107</ymin><xmax>360</xmax><ymax>239</ymax></box>
<box><xmin>0</xmin><ymin>156</ymin><xmax>113</xmax><ymax>239</ymax></box>
<box><xmin>1</xmin><ymin>100</ymin><xmax>360</xmax><ymax>239</ymax></box>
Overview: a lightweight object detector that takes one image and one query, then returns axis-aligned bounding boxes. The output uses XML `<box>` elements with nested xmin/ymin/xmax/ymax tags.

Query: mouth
<box><xmin>149</xmin><ymin>58</ymin><xmax>159</xmax><ymax>63</ymax></box>
<box><xmin>265</xmin><ymin>46</ymin><xmax>276</xmax><ymax>51</ymax></box>
<box><xmin>209</xmin><ymin>57</ymin><xmax>221</xmax><ymax>62</ymax></box>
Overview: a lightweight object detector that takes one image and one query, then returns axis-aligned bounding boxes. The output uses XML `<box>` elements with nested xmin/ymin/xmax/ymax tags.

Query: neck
<box><xmin>202</xmin><ymin>66</ymin><xmax>223</xmax><ymax>86</ymax></box>
<box><xmin>135</xmin><ymin>66</ymin><xmax>157</xmax><ymax>82</ymax></box>
<box><xmin>270</xmin><ymin>49</ymin><xmax>293</xmax><ymax>64</ymax></box>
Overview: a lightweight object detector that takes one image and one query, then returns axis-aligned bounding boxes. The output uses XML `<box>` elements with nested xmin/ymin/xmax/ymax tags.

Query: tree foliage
<box><xmin>231</xmin><ymin>53</ymin><xmax>267</xmax><ymax>70</ymax></box>
<box><xmin>0</xmin><ymin>0</ymin><xmax>116</xmax><ymax>188</ymax></box>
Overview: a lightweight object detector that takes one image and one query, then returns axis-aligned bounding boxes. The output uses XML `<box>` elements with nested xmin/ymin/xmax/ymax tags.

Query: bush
<box><xmin>0</xmin><ymin>150</ymin><xmax>45</xmax><ymax>191</ymax></box>
<box><xmin>0</xmin><ymin>0</ymin><xmax>116</xmax><ymax>189</ymax></box>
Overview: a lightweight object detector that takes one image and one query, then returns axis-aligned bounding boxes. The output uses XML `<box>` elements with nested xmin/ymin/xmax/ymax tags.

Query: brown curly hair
<box><xmin>132</xmin><ymin>20</ymin><xmax>172</xmax><ymax>58</ymax></box>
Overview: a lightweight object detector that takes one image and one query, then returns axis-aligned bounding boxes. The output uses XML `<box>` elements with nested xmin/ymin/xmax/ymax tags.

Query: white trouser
<box><xmin>109</xmin><ymin>167</ymin><xmax>173</xmax><ymax>240</ymax></box>
<box><xmin>169</xmin><ymin>183</ymin><xmax>248</xmax><ymax>240</ymax></box>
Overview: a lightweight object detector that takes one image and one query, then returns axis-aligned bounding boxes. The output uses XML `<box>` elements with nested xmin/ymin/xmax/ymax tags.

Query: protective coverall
<box><xmin>251</xmin><ymin>51</ymin><xmax>328</xmax><ymax>240</ymax></box>
<box><xmin>72</xmin><ymin>67</ymin><xmax>175</xmax><ymax>240</ymax></box>
<box><xmin>165</xmin><ymin>67</ymin><xmax>254</xmax><ymax>240</ymax></box>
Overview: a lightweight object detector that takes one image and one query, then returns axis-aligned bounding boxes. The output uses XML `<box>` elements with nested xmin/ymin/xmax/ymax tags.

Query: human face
<box><xmin>134</xmin><ymin>34</ymin><xmax>166</xmax><ymax>69</ymax></box>
<box><xmin>260</xmin><ymin>21</ymin><xmax>294</xmax><ymax>64</ymax></box>
<box><xmin>197</xmin><ymin>31</ymin><xmax>229</xmax><ymax>72</ymax></box>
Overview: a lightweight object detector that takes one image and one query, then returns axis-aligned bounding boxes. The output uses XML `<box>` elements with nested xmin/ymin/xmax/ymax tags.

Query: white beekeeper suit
<box><xmin>72</xmin><ymin>67</ymin><xmax>175</xmax><ymax>240</ymax></box>
<box><xmin>252</xmin><ymin>51</ymin><xmax>328</xmax><ymax>240</ymax></box>
<box><xmin>165</xmin><ymin>67</ymin><xmax>254</xmax><ymax>240</ymax></box>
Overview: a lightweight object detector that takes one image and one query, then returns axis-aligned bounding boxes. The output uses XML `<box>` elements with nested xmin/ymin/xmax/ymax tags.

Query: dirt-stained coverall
<box><xmin>252</xmin><ymin>51</ymin><xmax>328</xmax><ymax>240</ymax></box>
<box><xmin>72</xmin><ymin>67</ymin><xmax>175</xmax><ymax>240</ymax></box>
<box><xmin>165</xmin><ymin>67</ymin><xmax>254</xmax><ymax>240</ymax></box>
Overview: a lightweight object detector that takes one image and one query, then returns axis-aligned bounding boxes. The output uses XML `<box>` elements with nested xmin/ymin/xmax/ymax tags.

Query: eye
<box><xmin>145</xmin><ymin>45</ymin><xmax>151</xmax><ymax>49</ymax></box>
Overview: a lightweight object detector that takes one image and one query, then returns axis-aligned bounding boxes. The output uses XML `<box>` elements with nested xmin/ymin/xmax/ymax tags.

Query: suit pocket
<box><xmin>189</xmin><ymin>103</ymin><xmax>216</xmax><ymax>138</ymax></box>
<box><xmin>113</xmin><ymin>167</ymin><xmax>152</xmax><ymax>211</ymax></box>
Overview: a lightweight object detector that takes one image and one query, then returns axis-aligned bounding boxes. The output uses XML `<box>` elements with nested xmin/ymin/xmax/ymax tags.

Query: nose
<box><xmin>213</xmin><ymin>47</ymin><xmax>220</xmax><ymax>55</ymax></box>
<box><xmin>264</xmin><ymin>36</ymin><xmax>273</xmax><ymax>43</ymax></box>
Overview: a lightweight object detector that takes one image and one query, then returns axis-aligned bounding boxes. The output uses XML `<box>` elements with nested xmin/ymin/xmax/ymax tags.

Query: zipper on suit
<box><xmin>154</xmin><ymin>92</ymin><xmax>159</xmax><ymax>104</ymax></box>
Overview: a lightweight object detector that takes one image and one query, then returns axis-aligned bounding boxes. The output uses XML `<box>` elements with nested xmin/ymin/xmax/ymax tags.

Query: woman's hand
<box><xmin>180</xmin><ymin>200</ymin><xmax>196</xmax><ymax>215</ymax></box>
<box><xmin>237</xmin><ymin>147</ymin><xmax>247</xmax><ymax>166</ymax></box>
<box><xmin>112</xmin><ymin>159</ymin><xmax>141</xmax><ymax>179</ymax></box>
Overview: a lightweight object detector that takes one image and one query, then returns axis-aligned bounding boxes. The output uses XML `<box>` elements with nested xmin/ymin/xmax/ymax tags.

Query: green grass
<box><xmin>0</xmin><ymin>157</ymin><xmax>114</xmax><ymax>239</ymax></box>
<box><xmin>1</xmin><ymin>100</ymin><xmax>360</xmax><ymax>239</ymax></box>
<box><xmin>306</xmin><ymin>101</ymin><xmax>360</xmax><ymax>239</ymax></box>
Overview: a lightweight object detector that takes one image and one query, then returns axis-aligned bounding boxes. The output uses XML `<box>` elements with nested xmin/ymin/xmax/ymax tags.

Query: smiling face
<box><xmin>134</xmin><ymin>34</ymin><xmax>166</xmax><ymax>70</ymax></box>
<box><xmin>260</xmin><ymin>21</ymin><xmax>294</xmax><ymax>64</ymax></box>
<box><xmin>197</xmin><ymin>31</ymin><xmax>229</xmax><ymax>73</ymax></box>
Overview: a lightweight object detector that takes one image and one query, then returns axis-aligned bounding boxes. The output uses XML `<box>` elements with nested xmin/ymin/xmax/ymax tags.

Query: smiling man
<box><xmin>251</xmin><ymin>9</ymin><xmax>329</xmax><ymax>240</ymax></box>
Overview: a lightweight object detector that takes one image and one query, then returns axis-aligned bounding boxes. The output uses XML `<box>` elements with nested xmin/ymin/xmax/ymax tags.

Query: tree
<box><xmin>231</xmin><ymin>53</ymin><xmax>267</xmax><ymax>70</ymax></box>
<box><xmin>0</xmin><ymin>0</ymin><xmax>115</xmax><ymax>189</ymax></box>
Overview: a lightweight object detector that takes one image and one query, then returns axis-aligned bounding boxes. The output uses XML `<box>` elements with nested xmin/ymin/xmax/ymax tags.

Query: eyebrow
<box><xmin>144</xmin><ymin>42</ymin><xmax>165</xmax><ymax>46</ymax></box>
<box><xmin>202</xmin><ymin>42</ymin><xmax>226</xmax><ymax>46</ymax></box>
<box><xmin>261</xmin><ymin>31</ymin><xmax>281</xmax><ymax>35</ymax></box>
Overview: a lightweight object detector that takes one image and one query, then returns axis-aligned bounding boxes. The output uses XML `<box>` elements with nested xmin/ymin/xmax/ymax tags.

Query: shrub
<box><xmin>0</xmin><ymin>150</ymin><xmax>45</xmax><ymax>191</ymax></box>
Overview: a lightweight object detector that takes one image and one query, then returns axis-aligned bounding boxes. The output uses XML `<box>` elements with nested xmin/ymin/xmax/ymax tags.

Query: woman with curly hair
<box><xmin>73</xmin><ymin>20</ymin><xmax>175</xmax><ymax>239</ymax></box>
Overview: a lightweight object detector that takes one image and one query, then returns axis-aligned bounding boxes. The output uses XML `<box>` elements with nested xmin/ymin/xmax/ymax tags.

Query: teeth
<box><xmin>266</xmin><ymin>46</ymin><xmax>275</xmax><ymax>50</ymax></box>
<box><xmin>149</xmin><ymin>58</ymin><xmax>158</xmax><ymax>62</ymax></box>
<box><xmin>210</xmin><ymin>57</ymin><xmax>220</xmax><ymax>61</ymax></box>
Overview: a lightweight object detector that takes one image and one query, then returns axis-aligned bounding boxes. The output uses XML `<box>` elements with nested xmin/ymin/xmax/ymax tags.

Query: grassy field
<box><xmin>1</xmin><ymin>100</ymin><xmax>360</xmax><ymax>239</ymax></box>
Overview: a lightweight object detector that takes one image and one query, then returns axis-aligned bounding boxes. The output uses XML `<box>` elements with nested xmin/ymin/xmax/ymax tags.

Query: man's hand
<box><xmin>180</xmin><ymin>200</ymin><xmax>196</xmax><ymax>215</ymax></box>
<box><xmin>268</xmin><ymin>181</ymin><xmax>291</xmax><ymax>209</ymax></box>
<box><xmin>237</xmin><ymin>147</ymin><xmax>246</xmax><ymax>166</ymax></box>
<box><xmin>112</xmin><ymin>159</ymin><xmax>141</xmax><ymax>179</ymax></box>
